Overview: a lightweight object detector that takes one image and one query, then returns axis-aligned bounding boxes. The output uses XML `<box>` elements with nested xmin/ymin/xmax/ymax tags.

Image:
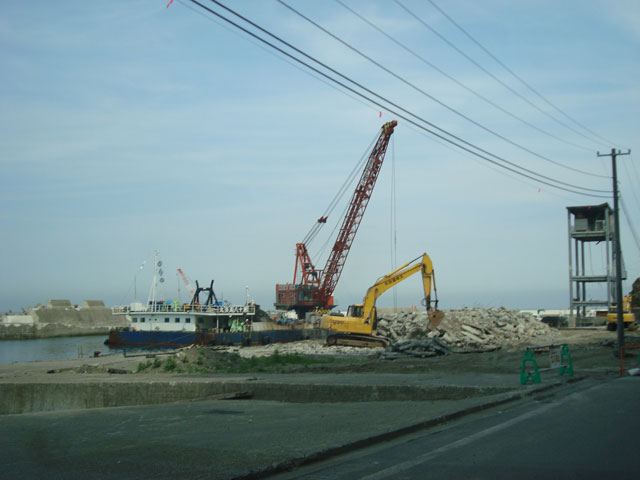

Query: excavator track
<box><xmin>326</xmin><ymin>334</ymin><xmax>390</xmax><ymax>348</ymax></box>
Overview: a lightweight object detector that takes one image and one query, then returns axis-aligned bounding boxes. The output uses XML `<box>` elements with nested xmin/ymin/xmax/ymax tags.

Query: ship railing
<box><xmin>202</xmin><ymin>305</ymin><xmax>256</xmax><ymax>315</ymax></box>
<box><xmin>111</xmin><ymin>304</ymin><xmax>256</xmax><ymax>315</ymax></box>
<box><xmin>111</xmin><ymin>306</ymin><xmax>131</xmax><ymax>314</ymax></box>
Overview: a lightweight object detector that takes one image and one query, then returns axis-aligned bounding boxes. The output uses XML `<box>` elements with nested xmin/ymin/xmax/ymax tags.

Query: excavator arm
<box><xmin>359</xmin><ymin>253</ymin><xmax>437</xmax><ymax>325</ymax></box>
<box><xmin>321</xmin><ymin>252</ymin><xmax>442</xmax><ymax>347</ymax></box>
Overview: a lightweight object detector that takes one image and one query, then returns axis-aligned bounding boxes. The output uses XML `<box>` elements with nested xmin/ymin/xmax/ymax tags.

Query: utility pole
<box><xmin>597</xmin><ymin>148</ymin><xmax>631</xmax><ymax>352</ymax></box>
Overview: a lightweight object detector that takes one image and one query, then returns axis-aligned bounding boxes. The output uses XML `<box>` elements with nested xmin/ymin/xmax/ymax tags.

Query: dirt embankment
<box><xmin>130</xmin><ymin>324</ymin><xmax>640</xmax><ymax>376</ymax></box>
<box><xmin>12</xmin><ymin>307</ymin><xmax>628</xmax><ymax>377</ymax></box>
<box><xmin>122</xmin><ymin>307</ymin><xmax>638</xmax><ymax>375</ymax></box>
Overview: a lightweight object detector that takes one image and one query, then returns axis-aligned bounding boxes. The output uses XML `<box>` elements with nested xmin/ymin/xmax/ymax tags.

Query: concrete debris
<box><xmin>199</xmin><ymin>308</ymin><xmax>556</xmax><ymax>359</ymax></box>
<box><xmin>378</xmin><ymin>307</ymin><xmax>556</xmax><ymax>357</ymax></box>
<box><xmin>379</xmin><ymin>338</ymin><xmax>452</xmax><ymax>360</ymax></box>
<box><xmin>232</xmin><ymin>340</ymin><xmax>380</xmax><ymax>358</ymax></box>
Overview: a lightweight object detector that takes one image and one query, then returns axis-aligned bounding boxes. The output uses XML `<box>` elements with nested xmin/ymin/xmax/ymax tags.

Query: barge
<box><xmin>106</xmin><ymin>302</ymin><xmax>322</xmax><ymax>347</ymax></box>
<box><xmin>106</xmin><ymin>252</ymin><xmax>322</xmax><ymax>348</ymax></box>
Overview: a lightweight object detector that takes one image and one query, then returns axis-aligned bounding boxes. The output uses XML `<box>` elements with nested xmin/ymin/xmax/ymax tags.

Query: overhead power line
<box><xmin>620</xmin><ymin>196</ymin><xmax>640</xmax><ymax>258</ymax></box>
<box><xmin>185</xmin><ymin>0</ymin><xmax>610</xmax><ymax>198</ymax></box>
<box><xmin>334</xmin><ymin>0</ymin><xmax>606</xmax><ymax>165</ymax></box>
<box><xmin>293</xmin><ymin>0</ymin><xmax>610</xmax><ymax>180</ymax></box>
<box><xmin>178</xmin><ymin>0</ymin><xmax>380</xmax><ymax>116</ymax></box>
<box><xmin>393</xmin><ymin>0</ymin><xmax>611</xmax><ymax>150</ymax></box>
<box><xmin>622</xmin><ymin>161</ymin><xmax>640</xmax><ymax>215</ymax></box>
<box><xmin>302</xmin><ymin>131</ymin><xmax>379</xmax><ymax>246</ymax></box>
<box><xmin>621</xmin><ymin>154</ymin><xmax>640</xmax><ymax>212</ymax></box>
<box><xmin>273</xmin><ymin>0</ymin><xmax>608</xmax><ymax>194</ymax></box>
<box><xmin>425</xmin><ymin>0</ymin><xmax>620</xmax><ymax>148</ymax></box>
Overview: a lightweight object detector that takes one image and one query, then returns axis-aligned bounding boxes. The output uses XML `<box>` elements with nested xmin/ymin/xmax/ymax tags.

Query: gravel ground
<box><xmin>1</xmin><ymin>318</ymin><xmax>637</xmax><ymax>379</ymax></box>
<box><xmin>169</xmin><ymin>327</ymin><xmax>640</xmax><ymax>376</ymax></box>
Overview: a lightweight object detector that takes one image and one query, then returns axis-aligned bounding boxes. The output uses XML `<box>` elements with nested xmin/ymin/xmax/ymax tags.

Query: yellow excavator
<box><xmin>320</xmin><ymin>253</ymin><xmax>444</xmax><ymax>348</ymax></box>
<box><xmin>606</xmin><ymin>293</ymin><xmax>636</xmax><ymax>331</ymax></box>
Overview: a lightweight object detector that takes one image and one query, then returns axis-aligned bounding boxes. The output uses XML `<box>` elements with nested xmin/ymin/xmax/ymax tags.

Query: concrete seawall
<box><xmin>0</xmin><ymin>299</ymin><xmax>128</xmax><ymax>340</ymax></box>
<box><xmin>0</xmin><ymin>353</ymin><xmax>527</xmax><ymax>415</ymax></box>
<box><xmin>0</xmin><ymin>323</ymin><xmax>112</xmax><ymax>340</ymax></box>
<box><xmin>0</xmin><ymin>376</ymin><xmax>515</xmax><ymax>415</ymax></box>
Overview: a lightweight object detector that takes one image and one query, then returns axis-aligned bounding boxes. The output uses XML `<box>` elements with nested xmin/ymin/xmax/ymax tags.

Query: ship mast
<box><xmin>147</xmin><ymin>250</ymin><xmax>164</xmax><ymax>311</ymax></box>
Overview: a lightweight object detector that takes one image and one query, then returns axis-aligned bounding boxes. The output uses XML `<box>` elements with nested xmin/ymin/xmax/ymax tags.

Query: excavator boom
<box><xmin>320</xmin><ymin>253</ymin><xmax>442</xmax><ymax>347</ymax></box>
<box><xmin>360</xmin><ymin>253</ymin><xmax>437</xmax><ymax>324</ymax></box>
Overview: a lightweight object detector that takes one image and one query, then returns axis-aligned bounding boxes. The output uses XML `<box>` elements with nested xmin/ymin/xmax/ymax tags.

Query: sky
<box><xmin>1</xmin><ymin>0</ymin><xmax>639</xmax><ymax>314</ymax></box>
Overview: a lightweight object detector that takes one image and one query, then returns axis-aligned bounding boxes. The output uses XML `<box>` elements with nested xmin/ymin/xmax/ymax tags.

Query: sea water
<box><xmin>0</xmin><ymin>335</ymin><xmax>120</xmax><ymax>364</ymax></box>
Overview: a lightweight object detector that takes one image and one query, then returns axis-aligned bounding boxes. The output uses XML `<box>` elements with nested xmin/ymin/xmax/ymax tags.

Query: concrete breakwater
<box><xmin>0</xmin><ymin>299</ymin><xmax>128</xmax><ymax>340</ymax></box>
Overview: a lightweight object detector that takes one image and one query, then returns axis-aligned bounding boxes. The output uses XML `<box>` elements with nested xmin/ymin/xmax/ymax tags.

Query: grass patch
<box><xmin>209</xmin><ymin>350</ymin><xmax>335</xmax><ymax>374</ymax></box>
<box><xmin>137</xmin><ymin>356</ymin><xmax>179</xmax><ymax>373</ymax></box>
<box><xmin>137</xmin><ymin>348</ymin><xmax>343</xmax><ymax>375</ymax></box>
<box><xmin>164</xmin><ymin>356</ymin><xmax>177</xmax><ymax>372</ymax></box>
<box><xmin>137</xmin><ymin>360</ymin><xmax>152</xmax><ymax>372</ymax></box>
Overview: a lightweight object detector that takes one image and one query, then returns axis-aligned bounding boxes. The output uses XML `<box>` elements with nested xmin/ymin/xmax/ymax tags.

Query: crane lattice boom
<box><xmin>275</xmin><ymin>121</ymin><xmax>397</xmax><ymax>316</ymax></box>
<box><xmin>316</xmin><ymin>120</ymin><xmax>397</xmax><ymax>309</ymax></box>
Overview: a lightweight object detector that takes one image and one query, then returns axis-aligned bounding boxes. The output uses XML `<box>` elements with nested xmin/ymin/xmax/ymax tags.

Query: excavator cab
<box><xmin>346</xmin><ymin>304</ymin><xmax>376</xmax><ymax>325</ymax></box>
<box><xmin>606</xmin><ymin>296</ymin><xmax>635</xmax><ymax>331</ymax></box>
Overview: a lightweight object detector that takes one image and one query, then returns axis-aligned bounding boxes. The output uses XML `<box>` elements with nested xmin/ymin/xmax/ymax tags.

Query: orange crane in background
<box><xmin>177</xmin><ymin>268</ymin><xmax>195</xmax><ymax>297</ymax></box>
<box><xmin>275</xmin><ymin>120</ymin><xmax>398</xmax><ymax>318</ymax></box>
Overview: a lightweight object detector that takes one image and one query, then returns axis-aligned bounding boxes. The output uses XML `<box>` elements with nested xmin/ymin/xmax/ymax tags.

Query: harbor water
<box><xmin>0</xmin><ymin>335</ymin><xmax>124</xmax><ymax>364</ymax></box>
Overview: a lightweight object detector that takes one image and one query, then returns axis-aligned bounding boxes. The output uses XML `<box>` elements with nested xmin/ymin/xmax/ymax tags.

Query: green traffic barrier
<box><xmin>520</xmin><ymin>344</ymin><xmax>573</xmax><ymax>385</ymax></box>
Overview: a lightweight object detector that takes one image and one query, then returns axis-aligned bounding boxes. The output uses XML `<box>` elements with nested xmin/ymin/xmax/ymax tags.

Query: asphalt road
<box><xmin>270</xmin><ymin>377</ymin><xmax>640</xmax><ymax>480</ymax></box>
<box><xmin>0</xmin><ymin>393</ymin><xmax>514</xmax><ymax>480</ymax></box>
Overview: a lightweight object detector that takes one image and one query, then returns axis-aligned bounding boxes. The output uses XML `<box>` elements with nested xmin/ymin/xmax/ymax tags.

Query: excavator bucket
<box><xmin>428</xmin><ymin>309</ymin><xmax>445</xmax><ymax>330</ymax></box>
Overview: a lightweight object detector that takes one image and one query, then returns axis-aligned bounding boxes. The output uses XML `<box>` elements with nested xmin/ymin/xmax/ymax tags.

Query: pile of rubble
<box><xmin>377</xmin><ymin>307</ymin><xmax>556</xmax><ymax>358</ymax></box>
<box><xmin>231</xmin><ymin>339</ymin><xmax>378</xmax><ymax>358</ymax></box>
<box><xmin>203</xmin><ymin>308</ymin><xmax>556</xmax><ymax>360</ymax></box>
<box><xmin>380</xmin><ymin>337</ymin><xmax>453</xmax><ymax>360</ymax></box>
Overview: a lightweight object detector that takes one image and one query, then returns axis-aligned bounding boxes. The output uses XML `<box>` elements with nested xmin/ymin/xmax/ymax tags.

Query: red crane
<box><xmin>275</xmin><ymin>120</ymin><xmax>398</xmax><ymax>317</ymax></box>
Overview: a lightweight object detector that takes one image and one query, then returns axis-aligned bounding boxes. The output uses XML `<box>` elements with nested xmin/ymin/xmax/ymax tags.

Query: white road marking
<box><xmin>361</xmin><ymin>383</ymin><xmax>603</xmax><ymax>479</ymax></box>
